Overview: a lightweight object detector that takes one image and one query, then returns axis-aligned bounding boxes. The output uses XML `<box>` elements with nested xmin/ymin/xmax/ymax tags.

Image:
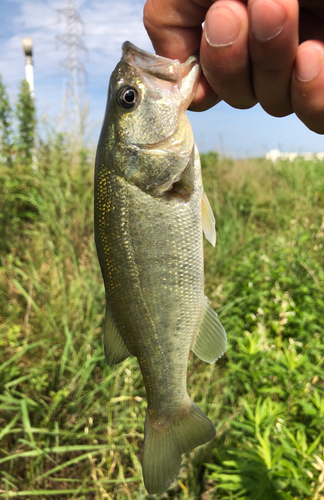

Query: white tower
<box><xmin>22</xmin><ymin>37</ymin><xmax>34</xmax><ymax>97</ymax></box>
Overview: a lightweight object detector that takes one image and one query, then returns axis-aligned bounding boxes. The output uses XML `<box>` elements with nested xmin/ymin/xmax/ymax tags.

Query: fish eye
<box><xmin>117</xmin><ymin>86</ymin><xmax>138</xmax><ymax>110</ymax></box>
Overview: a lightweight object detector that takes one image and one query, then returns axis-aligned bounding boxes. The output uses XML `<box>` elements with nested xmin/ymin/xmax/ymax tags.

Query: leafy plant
<box><xmin>0</xmin><ymin>74</ymin><xmax>13</xmax><ymax>167</ymax></box>
<box><xmin>1</xmin><ymin>147</ymin><xmax>324</xmax><ymax>498</ymax></box>
<box><xmin>15</xmin><ymin>79</ymin><xmax>36</xmax><ymax>168</ymax></box>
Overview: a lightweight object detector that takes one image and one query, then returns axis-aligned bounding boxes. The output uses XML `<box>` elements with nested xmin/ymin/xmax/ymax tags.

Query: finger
<box><xmin>200</xmin><ymin>0</ymin><xmax>257</xmax><ymax>109</ymax></box>
<box><xmin>144</xmin><ymin>0</ymin><xmax>220</xmax><ymax>109</ymax></box>
<box><xmin>188</xmin><ymin>73</ymin><xmax>222</xmax><ymax>111</ymax></box>
<box><xmin>143</xmin><ymin>0</ymin><xmax>207</xmax><ymax>61</ymax></box>
<box><xmin>144</xmin><ymin>0</ymin><xmax>222</xmax><ymax>110</ymax></box>
<box><xmin>248</xmin><ymin>0</ymin><xmax>299</xmax><ymax>117</ymax></box>
<box><xmin>292</xmin><ymin>40</ymin><xmax>324</xmax><ymax>134</ymax></box>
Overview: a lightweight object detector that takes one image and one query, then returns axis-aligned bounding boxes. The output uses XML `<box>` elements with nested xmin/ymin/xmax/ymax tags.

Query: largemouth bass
<box><xmin>94</xmin><ymin>41</ymin><xmax>226</xmax><ymax>495</ymax></box>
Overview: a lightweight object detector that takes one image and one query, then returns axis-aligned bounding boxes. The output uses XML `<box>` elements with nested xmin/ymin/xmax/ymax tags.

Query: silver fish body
<box><xmin>94</xmin><ymin>42</ymin><xmax>226</xmax><ymax>494</ymax></box>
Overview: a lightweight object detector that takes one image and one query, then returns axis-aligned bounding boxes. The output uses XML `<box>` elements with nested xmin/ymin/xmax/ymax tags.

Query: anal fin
<box><xmin>103</xmin><ymin>303</ymin><xmax>130</xmax><ymax>365</ymax></box>
<box><xmin>192</xmin><ymin>296</ymin><xmax>226</xmax><ymax>363</ymax></box>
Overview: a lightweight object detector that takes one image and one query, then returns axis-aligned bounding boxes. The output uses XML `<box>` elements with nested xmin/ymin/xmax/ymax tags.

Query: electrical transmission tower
<box><xmin>57</xmin><ymin>0</ymin><xmax>87</xmax><ymax>133</ymax></box>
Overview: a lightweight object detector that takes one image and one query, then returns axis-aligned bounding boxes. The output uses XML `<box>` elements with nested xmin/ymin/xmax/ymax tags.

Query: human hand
<box><xmin>144</xmin><ymin>0</ymin><xmax>324</xmax><ymax>134</ymax></box>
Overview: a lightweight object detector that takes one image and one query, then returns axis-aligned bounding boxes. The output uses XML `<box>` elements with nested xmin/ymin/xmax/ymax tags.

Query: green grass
<box><xmin>0</xmin><ymin>143</ymin><xmax>324</xmax><ymax>499</ymax></box>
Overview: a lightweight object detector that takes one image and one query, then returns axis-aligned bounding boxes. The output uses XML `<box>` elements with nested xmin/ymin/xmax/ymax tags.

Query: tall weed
<box><xmin>0</xmin><ymin>150</ymin><xmax>324</xmax><ymax>498</ymax></box>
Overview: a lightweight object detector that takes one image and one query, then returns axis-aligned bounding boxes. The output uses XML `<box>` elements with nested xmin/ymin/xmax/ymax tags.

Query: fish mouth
<box><xmin>122</xmin><ymin>41</ymin><xmax>199</xmax><ymax>85</ymax></box>
<box><xmin>122</xmin><ymin>41</ymin><xmax>201</xmax><ymax>107</ymax></box>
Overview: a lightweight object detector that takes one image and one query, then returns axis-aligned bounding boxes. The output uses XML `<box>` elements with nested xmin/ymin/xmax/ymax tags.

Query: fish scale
<box><xmin>94</xmin><ymin>41</ymin><xmax>227</xmax><ymax>494</ymax></box>
<box><xmin>97</xmin><ymin>171</ymin><xmax>203</xmax><ymax>410</ymax></box>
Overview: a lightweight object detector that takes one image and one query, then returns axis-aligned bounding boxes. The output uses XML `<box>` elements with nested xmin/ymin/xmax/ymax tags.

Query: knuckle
<box><xmin>143</xmin><ymin>2</ymin><xmax>152</xmax><ymax>28</ymax></box>
<box><xmin>143</xmin><ymin>1</ymin><xmax>158</xmax><ymax>31</ymax></box>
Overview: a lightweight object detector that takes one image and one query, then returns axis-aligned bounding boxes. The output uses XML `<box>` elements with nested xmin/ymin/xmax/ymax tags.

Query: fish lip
<box><xmin>122</xmin><ymin>41</ymin><xmax>199</xmax><ymax>84</ymax></box>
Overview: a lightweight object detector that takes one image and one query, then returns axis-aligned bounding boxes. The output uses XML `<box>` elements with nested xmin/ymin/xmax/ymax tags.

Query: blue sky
<box><xmin>1</xmin><ymin>0</ymin><xmax>323</xmax><ymax>157</ymax></box>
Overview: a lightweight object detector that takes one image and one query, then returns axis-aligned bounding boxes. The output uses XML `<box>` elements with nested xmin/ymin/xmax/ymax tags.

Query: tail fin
<box><xmin>142</xmin><ymin>398</ymin><xmax>215</xmax><ymax>495</ymax></box>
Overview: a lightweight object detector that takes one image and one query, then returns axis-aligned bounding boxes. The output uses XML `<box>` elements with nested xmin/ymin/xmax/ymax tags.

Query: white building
<box><xmin>266</xmin><ymin>149</ymin><xmax>324</xmax><ymax>162</ymax></box>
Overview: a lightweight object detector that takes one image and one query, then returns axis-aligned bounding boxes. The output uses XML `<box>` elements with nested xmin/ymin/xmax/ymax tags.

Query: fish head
<box><xmin>100</xmin><ymin>41</ymin><xmax>201</xmax><ymax>197</ymax></box>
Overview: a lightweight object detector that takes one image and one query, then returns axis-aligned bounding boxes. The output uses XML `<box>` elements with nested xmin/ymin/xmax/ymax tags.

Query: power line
<box><xmin>56</xmin><ymin>0</ymin><xmax>88</xmax><ymax>133</ymax></box>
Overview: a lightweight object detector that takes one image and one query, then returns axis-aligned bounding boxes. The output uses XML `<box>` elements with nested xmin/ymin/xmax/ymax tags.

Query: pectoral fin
<box><xmin>103</xmin><ymin>304</ymin><xmax>130</xmax><ymax>365</ymax></box>
<box><xmin>202</xmin><ymin>191</ymin><xmax>216</xmax><ymax>247</ymax></box>
<box><xmin>192</xmin><ymin>296</ymin><xmax>226</xmax><ymax>363</ymax></box>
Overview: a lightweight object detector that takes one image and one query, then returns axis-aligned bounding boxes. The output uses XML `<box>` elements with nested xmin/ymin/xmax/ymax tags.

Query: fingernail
<box><xmin>205</xmin><ymin>6</ymin><xmax>241</xmax><ymax>47</ymax></box>
<box><xmin>251</xmin><ymin>0</ymin><xmax>286</xmax><ymax>42</ymax></box>
<box><xmin>295</xmin><ymin>45</ymin><xmax>323</xmax><ymax>82</ymax></box>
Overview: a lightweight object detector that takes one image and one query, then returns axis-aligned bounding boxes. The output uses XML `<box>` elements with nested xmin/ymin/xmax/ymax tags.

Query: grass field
<box><xmin>0</xmin><ymin>139</ymin><xmax>324</xmax><ymax>499</ymax></box>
